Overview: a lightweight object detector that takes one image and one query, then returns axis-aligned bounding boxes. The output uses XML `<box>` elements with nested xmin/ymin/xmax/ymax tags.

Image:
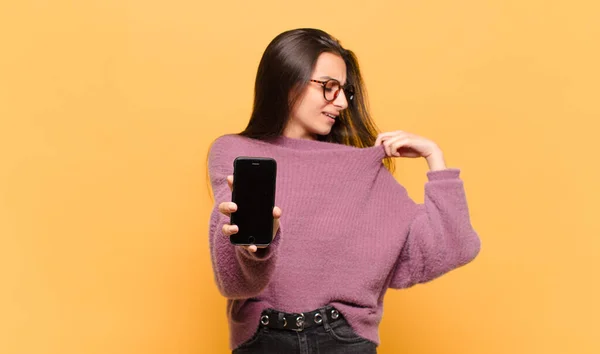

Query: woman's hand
<box><xmin>375</xmin><ymin>130</ymin><xmax>447</xmax><ymax>171</ymax></box>
<box><xmin>218</xmin><ymin>175</ymin><xmax>282</xmax><ymax>253</ymax></box>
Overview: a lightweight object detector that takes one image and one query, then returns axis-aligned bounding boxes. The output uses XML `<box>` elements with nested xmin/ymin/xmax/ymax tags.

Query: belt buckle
<box><xmin>292</xmin><ymin>313</ymin><xmax>305</xmax><ymax>332</ymax></box>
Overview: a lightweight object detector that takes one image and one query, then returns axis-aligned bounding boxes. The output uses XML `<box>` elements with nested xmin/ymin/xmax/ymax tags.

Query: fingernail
<box><xmin>229</xmin><ymin>202</ymin><xmax>236</xmax><ymax>209</ymax></box>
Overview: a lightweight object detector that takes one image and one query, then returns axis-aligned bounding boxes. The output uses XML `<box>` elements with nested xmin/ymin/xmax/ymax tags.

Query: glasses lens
<box><xmin>324</xmin><ymin>80</ymin><xmax>340</xmax><ymax>101</ymax></box>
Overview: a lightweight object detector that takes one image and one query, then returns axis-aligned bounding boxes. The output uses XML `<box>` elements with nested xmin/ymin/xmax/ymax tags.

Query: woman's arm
<box><xmin>207</xmin><ymin>138</ymin><xmax>282</xmax><ymax>299</ymax></box>
<box><xmin>389</xmin><ymin>169</ymin><xmax>481</xmax><ymax>289</ymax></box>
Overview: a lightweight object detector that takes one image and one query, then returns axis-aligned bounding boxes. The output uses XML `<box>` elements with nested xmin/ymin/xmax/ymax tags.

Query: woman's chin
<box><xmin>314</xmin><ymin>129</ymin><xmax>332</xmax><ymax>137</ymax></box>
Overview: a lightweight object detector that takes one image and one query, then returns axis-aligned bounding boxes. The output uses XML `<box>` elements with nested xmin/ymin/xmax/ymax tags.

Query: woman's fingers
<box><xmin>384</xmin><ymin>136</ymin><xmax>409</xmax><ymax>157</ymax></box>
<box><xmin>272</xmin><ymin>206</ymin><xmax>282</xmax><ymax>238</ymax></box>
<box><xmin>218</xmin><ymin>201</ymin><xmax>237</xmax><ymax>216</ymax></box>
<box><xmin>218</xmin><ymin>200</ymin><xmax>238</xmax><ymax>239</ymax></box>
<box><xmin>222</xmin><ymin>223</ymin><xmax>238</xmax><ymax>236</ymax></box>
<box><xmin>244</xmin><ymin>245</ymin><xmax>258</xmax><ymax>253</ymax></box>
<box><xmin>227</xmin><ymin>175</ymin><xmax>234</xmax><ymax>191</ymax></box>
<box><xmin>222</xmin><ymin>205</ymin><xmax>281</xmax><ymax>253</ymax></box>
<box><xmin>380</xmin><ymin>135</ymin><xmax>399</xmax><ymax>156</ymax></box>
<box><xmin>375</xmin><ymin>130</ymin><xmax>404</xmax><ymax>146</ymax></box>
<box><xmin>221</xmin><ymin>224</ymin><xmax>256</xmax><ymax>252</ymax></box>
<box><xmin>381</xmin><ymin>135</ymin><xmax>422</xmax><ymax>158</ymax></box>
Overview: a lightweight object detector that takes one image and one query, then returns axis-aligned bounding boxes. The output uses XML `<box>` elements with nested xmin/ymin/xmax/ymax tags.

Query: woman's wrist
<box><xmin>425</xmin><ymin>149</ymin><xmax>447</xmax><ymax>171</ymax></box>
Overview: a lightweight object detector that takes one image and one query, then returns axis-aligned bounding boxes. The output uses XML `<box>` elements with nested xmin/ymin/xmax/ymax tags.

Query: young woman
<box><xmin>207</xmin><ymin>28</ymin><xmax>481</xmax><ymax>354</ymax></box>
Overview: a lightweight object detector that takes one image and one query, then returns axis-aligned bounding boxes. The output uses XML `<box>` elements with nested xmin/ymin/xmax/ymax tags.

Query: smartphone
<box><xmin>230</xmin><ymin>156</ymin><xmax>277</xmax><ymax>246</ymax></box>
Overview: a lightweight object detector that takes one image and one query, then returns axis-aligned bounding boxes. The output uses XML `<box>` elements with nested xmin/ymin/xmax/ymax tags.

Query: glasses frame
<box><xmin>310</xmin><ymin>79</ymin><xmax>355</xmax><ymax>102</ymax></box>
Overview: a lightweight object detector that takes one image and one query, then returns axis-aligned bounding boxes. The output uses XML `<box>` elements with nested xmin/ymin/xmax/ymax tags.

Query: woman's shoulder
<box><xmin>209</xmin><ymin>133</ymin><xmax>259</xmax><ymax>154</ymax></box>
<box><xmin>210</xmin><ymin>133</ymin><xmax>246</xmax><ymax>147</ymax></box>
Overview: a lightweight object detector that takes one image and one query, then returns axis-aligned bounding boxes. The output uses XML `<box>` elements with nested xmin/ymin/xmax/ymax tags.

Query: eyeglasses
<box><xmin>310</xmin><ymin>79</ymin><xmax>355</xmax><ymax>102</ymax></box>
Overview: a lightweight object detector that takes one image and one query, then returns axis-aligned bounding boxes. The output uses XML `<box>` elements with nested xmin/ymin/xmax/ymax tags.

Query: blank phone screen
<box><xmin>230</xmin><ymin>157</ymin><xmax>276</xmax><ymax>245</ymax></box>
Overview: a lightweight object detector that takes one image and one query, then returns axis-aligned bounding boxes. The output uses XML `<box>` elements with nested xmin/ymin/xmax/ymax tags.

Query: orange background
<box><xmin>1</xmin><ymin>1</ymin><xmax>599</xmax><ymax>353</ymax></box>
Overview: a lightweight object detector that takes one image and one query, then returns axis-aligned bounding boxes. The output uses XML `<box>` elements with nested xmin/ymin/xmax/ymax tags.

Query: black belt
<box><xmin>259</xmin><ymin>306</ymin><xmax>342</xmax><ymax>332</ymax></box>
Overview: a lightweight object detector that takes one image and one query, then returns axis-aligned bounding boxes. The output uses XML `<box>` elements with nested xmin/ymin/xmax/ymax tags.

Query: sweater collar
<box><xmin>266</xmin><ymin>135</ymin><xmax>360</xmax><ymax>151</ymax></box>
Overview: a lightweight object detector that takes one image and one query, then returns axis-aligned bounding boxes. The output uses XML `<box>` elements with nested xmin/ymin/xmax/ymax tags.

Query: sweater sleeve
<box><xmin>207</xmin><ymin>137</ymin><xmax>282</xmax><ymax>299</ymax></box>
<box><xmin>389</xmin><ymin>168</ymin><xmax>481</xmax><ymax>289</ymax></box>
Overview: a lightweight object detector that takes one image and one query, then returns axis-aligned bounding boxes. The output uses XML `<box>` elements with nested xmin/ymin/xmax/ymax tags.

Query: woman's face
<box><xmin>284</xmin><ymin>52</ymin><xmax>350</xmax><ymax>140</ymax></box>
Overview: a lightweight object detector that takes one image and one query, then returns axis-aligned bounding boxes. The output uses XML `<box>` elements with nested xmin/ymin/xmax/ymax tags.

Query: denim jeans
<box><xmin>232</xmin><ymin>316</ymin><xmax>377</xmax><ymax>354</ymax></box>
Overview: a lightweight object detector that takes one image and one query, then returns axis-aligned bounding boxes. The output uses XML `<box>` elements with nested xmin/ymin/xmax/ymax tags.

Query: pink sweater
<box><xmin>207</xmin><ymin>134</ymin><xmax>481</xmax><ymax>349</ymax></box>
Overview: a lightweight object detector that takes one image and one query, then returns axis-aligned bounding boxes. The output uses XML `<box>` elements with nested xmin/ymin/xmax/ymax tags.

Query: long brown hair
<box><xmin>238</xmin><ymin>28</ymin><xmax>394</xmax><ymax>171</ymax></box>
